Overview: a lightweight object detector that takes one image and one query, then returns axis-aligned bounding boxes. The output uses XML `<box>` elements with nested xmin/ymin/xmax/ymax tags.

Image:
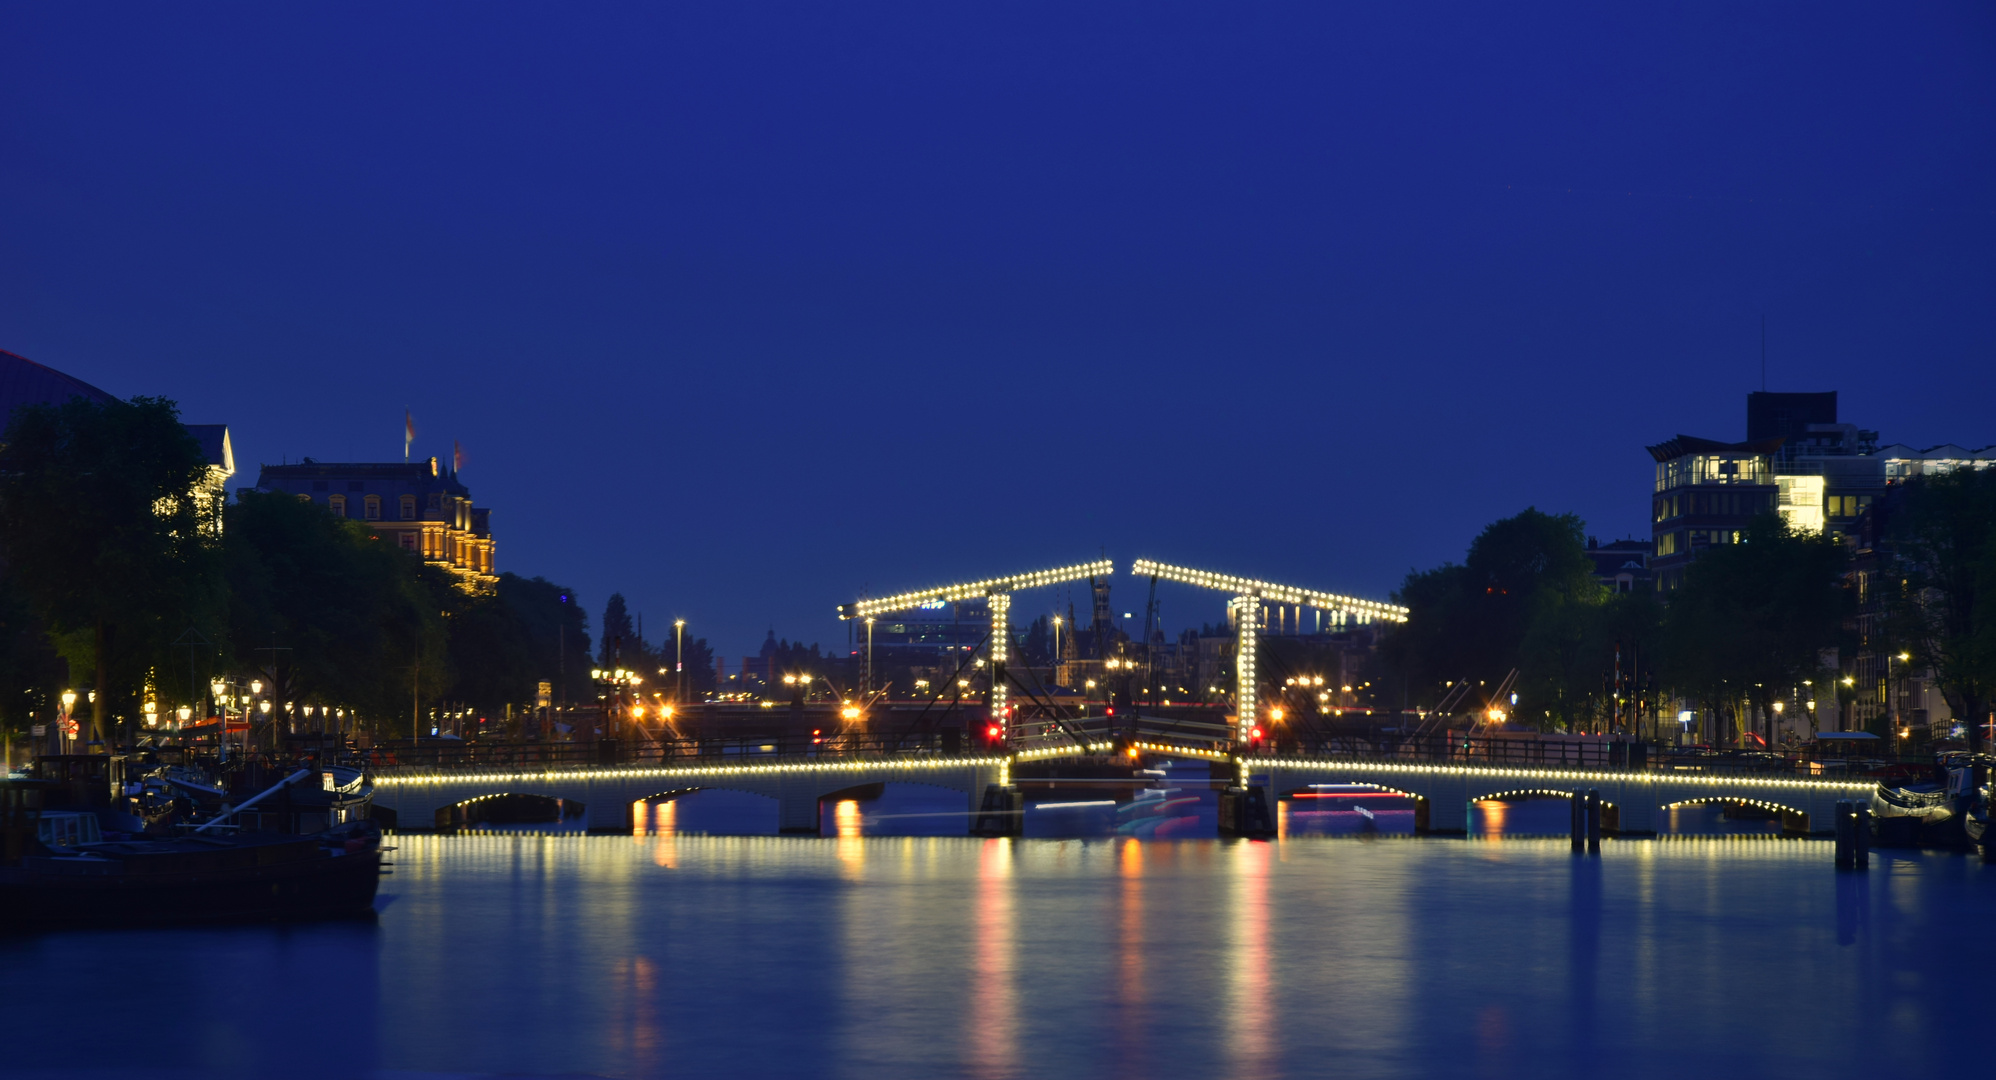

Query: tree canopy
<box><xmin>1881</xmin><ymin>469</ymin><xmax>1996</xmax><ymax>751</ymax></box>
<box><xmin>0</xmin><ymin>396</ymin><xmax>224</xmax><ymax>742</ymax></box>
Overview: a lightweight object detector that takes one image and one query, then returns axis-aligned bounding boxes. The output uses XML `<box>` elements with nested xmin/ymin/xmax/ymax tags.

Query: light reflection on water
<box><xmin>2</xmin><ymin>834</ymin><xmax>1989</xmax><ymax>1079</ymax></box>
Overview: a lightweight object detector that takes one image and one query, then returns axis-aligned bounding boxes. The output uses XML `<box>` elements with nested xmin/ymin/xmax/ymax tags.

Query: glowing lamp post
<box><xmin>59</xmin><ymin>690</ymin><xmax>77</xmax><ymax>752</ymax></box>
<box><xmin>674</xmin><ymin>619</ymin><xmax>686</xmax><ymax>707</ymax></box>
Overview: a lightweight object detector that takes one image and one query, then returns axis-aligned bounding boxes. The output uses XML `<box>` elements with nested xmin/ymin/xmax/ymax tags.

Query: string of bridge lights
<box><xmin>839</xmin><ymin>560</ymin><xmax>1114</xmax><ymax>620</ymax></box>
<box><xmin>837</xmin><ymin>557</ymin><xmax>1407</xmax><ymax>746</ymax></box>
<box><xmin>1127</xmin><ymin>559</ymin><xmax>1411</xmax><ymax>622</ymax></box>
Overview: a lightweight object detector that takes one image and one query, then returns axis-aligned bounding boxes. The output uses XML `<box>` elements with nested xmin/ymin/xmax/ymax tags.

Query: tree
<box><xmin>599</xmin><ymin>593</ymin><xmax>638</xmax><ymax>667</ymax></box>
<box><xmin>224</xmin><ymin>491</ymin><xmax>445</xmax><ymax>737</ymax></box>
<box><xmin>494</xmin><ymin>574</ymin><xmax>592</xmax><ymax>707</ymax></box>
<box><xmin>1659</xmin><ymin>515</ymin><xmax>1850</xmax><ymax>748</ymax></box>
<box><xmin>1384</xmin><ymin>508</ymin><xmax>1601</xmax><ymax>725</ymax></box>
<box><xmin>0</xmin><ymin>396</ymin><xmax>225</xmax><ymax>743</ymax></box>
<box><xmin>0</xmin><ymin>570</ymin><xmax>66</xmax><ymax>757</ymax></box>
<box><xmin>1882</xmin><ymin>469</ymin><xmax>1996</xmax><ymax>752</ymax></box>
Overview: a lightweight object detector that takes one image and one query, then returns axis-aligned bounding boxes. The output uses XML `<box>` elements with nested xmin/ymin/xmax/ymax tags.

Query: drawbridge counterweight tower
<box><xmin>839</xmin><ymin>559</ymin><xmax>1114</xmax><ymax>732</ymax></box>
<box><xmin>1128</xmin><ymin>559</ymin><xmax>1410</xmax><ymax>744</ymax></box>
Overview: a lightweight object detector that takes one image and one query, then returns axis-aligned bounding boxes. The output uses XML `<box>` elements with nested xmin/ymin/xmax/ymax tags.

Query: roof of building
<box><xmin>2</xmin><ymin>348</ymin><xmax>232</xmax><ymax>472</ymax></box>
<box><xmin>1875</xmin><ymin>443</ymin><xmax>1996</xmax><ymax>460</ymax></box>
<box><xmin>0</xmin><ymin>347</ymin><xmax>118</xmax><ymax>423</ymax></box>
<box><xmin>255</xmin><ymin>458</ymin><xmax>471</xmax><ymax>496</ymax></box>
<box><xmin>1645</xmin><ymin>434</ymin><xmax>1786</xmax><ymax>463</ymax></box>
<box><xmin>185</xmin><ymin>424</ymin><xmax>233</xmax><ymax>471</ymax></box>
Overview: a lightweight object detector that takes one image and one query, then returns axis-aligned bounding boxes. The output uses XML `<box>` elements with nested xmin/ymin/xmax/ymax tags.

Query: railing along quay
<box><xmin>357</xmin><ymin>729</ymin><xmax>1942</xmax><ymax>784</ymax></box>
<box><xmin>364</xmin><ymin>732</ymin><xmax>963</xmax><ymax>770</ymax></box>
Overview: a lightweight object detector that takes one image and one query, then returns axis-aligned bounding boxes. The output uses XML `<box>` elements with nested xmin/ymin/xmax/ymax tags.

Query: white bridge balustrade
<box><xmin>372</xmin><ymin>757</ymin><xmax>1010</xmax><ymax>834</ymax></box>
<box><xmin>373</xmin><ymin>749</ymin><xmax>1879</xmax><ymax>837</ymax></box>
<box><xmin>1248</xmin><ymin>756</ymin><xmax>1878</xmax><ymax>834</ymax></box>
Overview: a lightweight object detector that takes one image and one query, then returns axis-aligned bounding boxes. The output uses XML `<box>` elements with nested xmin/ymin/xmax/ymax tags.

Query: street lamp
<box><xmin>674</xmin><ymin>619</ymin><xmax>686</xmax><ymax>707</ymax></box>
<box><xmin>1887</xmin><ymin>652</ymin><xmax>1912</xmax><ymax>745</ymax></box>
<box><xmin>1051</xmin><ymin>615</ymin><xmax>1062</xmax><ymax>685</ymax></box>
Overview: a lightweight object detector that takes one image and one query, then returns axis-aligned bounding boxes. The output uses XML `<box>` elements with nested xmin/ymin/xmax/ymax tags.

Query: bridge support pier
<box><xmin>778</xmin><ymin>775</ymin><xmax>826</xmax><ymax>835</ymax></box>
<box><xmin>972</xmin><ymin>784</ymin><xmax>1021</xmax><ymax>836</ymax></box>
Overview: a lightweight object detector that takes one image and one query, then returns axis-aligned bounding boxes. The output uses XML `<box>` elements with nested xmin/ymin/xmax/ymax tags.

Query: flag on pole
<box><xmin>404</xmin><ymin>410</ymin><xmax>416</xmax><ymax>460</ymax></box>
<box><xmin>453</xmin><ymin>440</ymin><xmax>466</xmax><ymax>474</ymax></box>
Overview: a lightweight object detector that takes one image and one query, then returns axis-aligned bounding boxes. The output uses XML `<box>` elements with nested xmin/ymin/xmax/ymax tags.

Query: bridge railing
<box><xmin>1247</xmin><ymin>734</ymin><xmax>1936</xmax><ymax>780</ymax></box>
<box><xmin>363</xmin><ymin>732</ymin><xmax>969</xmax><ymax>770</ymax></box>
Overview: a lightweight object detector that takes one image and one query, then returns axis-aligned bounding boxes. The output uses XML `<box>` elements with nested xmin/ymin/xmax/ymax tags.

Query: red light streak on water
<box><xmin>968</xmin><ymin>838</ymin><xmax>1017</xmax><ymax>1079</ymax></box>
<box><xmin>604</xmin><ymin>954</ymin><xmax>661</xmax><ymax>1074</ymax></box>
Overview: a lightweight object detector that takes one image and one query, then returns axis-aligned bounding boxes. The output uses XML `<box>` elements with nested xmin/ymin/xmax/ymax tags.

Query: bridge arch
<box><xmin>1470</xmin><ymin>785</ymin><xmax>1617</xmax><ymax>807</ymax></box>
<box><xmin>1660</xmin><ymin>794</ymin><xmax>1810</xmax><ymax>834</ymax></box>
<box><xmin>434</xmin><ymin>791</ymin><xmax>579</xmax><ymax>831</ymax></box>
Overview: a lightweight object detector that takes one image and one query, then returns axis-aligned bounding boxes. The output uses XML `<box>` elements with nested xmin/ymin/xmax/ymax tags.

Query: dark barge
<box><xmin>0</xmin><ymin>775</ymin><xmax>383</xmax><ymax>930</ymax></box>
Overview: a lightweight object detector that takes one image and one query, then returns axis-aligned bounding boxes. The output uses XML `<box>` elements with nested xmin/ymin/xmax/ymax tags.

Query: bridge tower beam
<box><xmin>988</xmin><ymin>591</ymin><xmax>1011</xmax><ymax>740</ymax></box>
<box><xmin>839</xmin><ymin>558</ymin><xmax>1114</xmax><ymax>746</ymax></box>
<box><xmin>1230</xmin><ymin>595</ymin><xmax>1261</xmax><ymax>743</ymax></box>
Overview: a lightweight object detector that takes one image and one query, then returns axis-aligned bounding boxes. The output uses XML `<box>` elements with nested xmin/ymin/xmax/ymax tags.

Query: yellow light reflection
<box><xmin>1118</xmin><ymin>838</ymin><xmax>1147</xmax><ymax>1067</ymax></box>
<box><xmin>970</xmin><ymin>839</ymin><xmax>1017</xmax><ymax>1079</ymax></box>
<box><xmin>653</xmin><ymin>800</ymin><xmax>677</xmax><ymax>869</ymax></box>
<box><xmin>1229</xmin><ymin>840</ymin><xmax>1274</xmax><ymax>1076</ymax></box>
<box><xmin>1477</xmin><ymin>798</ymin><xmax>1509</xmax><ymax>840</ymax></box>
<box><xmin>834</xmin><ymin>799</ymin><xmax>864</xmax><ymax>878</ymax></box>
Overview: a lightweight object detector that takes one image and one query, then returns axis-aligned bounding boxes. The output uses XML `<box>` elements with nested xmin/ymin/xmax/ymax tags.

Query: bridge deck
<box><xmin>369</xmin><ymin>745</ymin><xmax>1880</xmax><ymax>837</ymax></box>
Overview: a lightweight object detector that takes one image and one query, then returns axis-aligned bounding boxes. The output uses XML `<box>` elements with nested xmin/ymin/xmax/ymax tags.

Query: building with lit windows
<box><xmin>250</xmin><ymin>457</ymin><xmax>496</xmax><ymax>592</ymax></box>
<box><xmin>1645</xmin><ymin>434</ymin><xmax>1782</xmax><ymax>592</ymax></box>
<box><xmin>1752</xmin><ymin>392</ymin><xmax>1885</xmax><ymax>541</ymax></box>
<box><xmin>1875</xmin><ymin>443</ymin><xmax>1996</xmax><ymax>481</ymax></box>
<box><xmin>1649</xmin><ymin>392</ymin><xmax>1904</xmax><ymax>591</ymax></box>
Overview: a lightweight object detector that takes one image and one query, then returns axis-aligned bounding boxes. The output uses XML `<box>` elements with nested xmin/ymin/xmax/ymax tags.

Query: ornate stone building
<box><xmin>252</xmin><ymin>457</ymin><xmax>496</xmax><ymax>592</ymax></box>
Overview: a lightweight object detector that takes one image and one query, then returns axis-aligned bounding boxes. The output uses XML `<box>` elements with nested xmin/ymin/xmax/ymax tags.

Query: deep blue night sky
<box><xmin>3</xmin><ymin>3</ymin><xmax>1992</xmax><ymax>657</ymax></box>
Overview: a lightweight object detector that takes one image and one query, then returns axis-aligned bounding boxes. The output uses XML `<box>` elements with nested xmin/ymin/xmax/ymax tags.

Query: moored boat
<box><xmin>1</xmin><ymin>775</ymin><xmax>384</xmax><ymax>930</ymax></box>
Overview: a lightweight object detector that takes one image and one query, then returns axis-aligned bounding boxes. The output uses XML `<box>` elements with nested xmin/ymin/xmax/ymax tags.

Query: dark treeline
<box><xmin>1383</xmin><ymin>480</ymin><xmax>1996</xmax><ymax>752</ymax></box>
<box><xmin>595</xmin><ymin>591</ymin><xmax>717</xmax><ymax>698</ymax></box>
<box><xmin>0</xmin><ymin>396</ymin><xmax>602</xmax><ymax>744</ymax></box>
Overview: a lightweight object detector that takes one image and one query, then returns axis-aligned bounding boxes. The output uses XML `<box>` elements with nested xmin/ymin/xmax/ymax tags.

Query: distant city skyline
<box><xmin>4</xmin><ymin>3</ymin><xmax>1991</xmax><ymax>655</ymax></box>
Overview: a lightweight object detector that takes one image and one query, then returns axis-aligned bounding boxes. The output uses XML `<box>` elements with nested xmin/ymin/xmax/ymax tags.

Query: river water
<box><xmin>4</xmin><ymin>793</ymin><xmax>1989</xmax><ymax>1080</ymax></box>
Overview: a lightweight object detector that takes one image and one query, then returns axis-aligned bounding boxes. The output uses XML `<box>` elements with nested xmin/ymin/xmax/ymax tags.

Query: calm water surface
<box><xmin>5</xmin><ymin>811</ymin><xmax>1988</xmax><ymax>1079</ymax></box>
